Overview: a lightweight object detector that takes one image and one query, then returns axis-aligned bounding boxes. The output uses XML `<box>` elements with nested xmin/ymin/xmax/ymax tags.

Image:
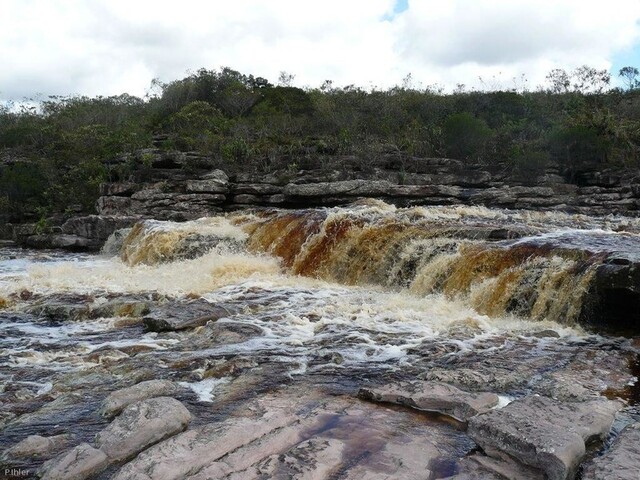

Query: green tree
<box><xmin>619</xmin><ymin>66</ymin><xmax>640</xmax><ymax>91</ymax></box>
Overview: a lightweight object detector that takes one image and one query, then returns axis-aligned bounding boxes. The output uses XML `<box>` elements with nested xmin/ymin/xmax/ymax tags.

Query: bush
<box><xmin>443</xmin><ymin>112</ymin><xmax>493</xmax><ymax>161</ymax></box>
<box><xmin>0</xmin><ymin>162</ymin><xmax>48</xmax><ymax>219</ymax></box>
<box><xmin>549</xmin><ymin>125</ymin><xmax>610</xmax><ymax>168</ymax></box>
<box><xmin>168</xmin><ymin>101</ymin><xmax>226</xmax><ymax>152</ymax></box>
<box><xmin>512</xmin><ymin>150</ymin><xmax>550</xmax><ymax>184</ymax></box>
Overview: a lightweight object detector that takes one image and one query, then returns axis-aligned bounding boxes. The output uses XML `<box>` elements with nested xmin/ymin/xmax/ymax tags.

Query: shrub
<box><xmin>443</xmin><ymin>112</ymin><xmax>493</xmax><ymax>161</ymax></box>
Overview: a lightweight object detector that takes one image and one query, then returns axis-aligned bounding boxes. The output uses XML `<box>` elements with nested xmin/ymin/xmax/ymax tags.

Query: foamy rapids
<box><xmin>3</xmin><ymin>202</ymin><xmax>638</xmax><ymax>380</ymax></box>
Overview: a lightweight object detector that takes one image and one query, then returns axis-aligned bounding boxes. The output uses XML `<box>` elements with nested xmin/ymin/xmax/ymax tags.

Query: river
<box><xmin>1</xmin><ymin>202</ymin><xmax>639</xmax><ymax>479</ymax></box>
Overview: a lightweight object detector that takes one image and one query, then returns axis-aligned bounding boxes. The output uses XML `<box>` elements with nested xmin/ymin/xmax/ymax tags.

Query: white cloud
<box><xmin>1</xmin><ymin>0</ymin><xmax>640</xmax><ymax>100</ymax></box>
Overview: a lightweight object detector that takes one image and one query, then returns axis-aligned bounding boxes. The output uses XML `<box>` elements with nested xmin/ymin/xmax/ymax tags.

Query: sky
<box><xmin>2</xmin><ymin>0</ymin><xmax>640</xmax><ymax>102</ymax></box>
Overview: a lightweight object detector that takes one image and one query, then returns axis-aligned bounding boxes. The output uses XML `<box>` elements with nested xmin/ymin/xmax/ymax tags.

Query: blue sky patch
<box><xmin>383</xmin><ymin>0</ymin><xmax>409</xmax><ymax>21</ymax></box>
<box><xmin>611</xmin><ymin>45</ymin><xmax>640</xmax><ymax>85</ymax></box>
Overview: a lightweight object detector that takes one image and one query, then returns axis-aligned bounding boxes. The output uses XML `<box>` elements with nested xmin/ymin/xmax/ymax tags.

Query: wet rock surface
<box><xmin>100</xmin><ymin>380</ymin><xmax>182</xmax><ymax>417</ymax></box>
<box><xmin>39</xmin><ymin>443</ymin><xmax>109</xmax><ymax>480</ymax></box>
<box><xmin>110</xmin><ymin>390</ymin><xmax>450</xmax><ymax>480</ymax></box>
<box><xmin>96</xmin><ymin>396</ymin><xmax>191</xmax><ymax>462</ymax></box>
<box><xmin>143</xmin><ymin>301</ymin><xmax>236</xmax><ymax>332</ymax></box>
<box><xmin>23</xmin><ymin>294</ymin><xmax>151</xmax><ymax>322</ymax></box>
<box><xmin>358</xmin><ymin>381</ymin><xmax>499</xmax><ymax>421</ymax></box>
<box><xmin>582</xmin><ymin>422</ymin><xmax>640</xmax><ymax>480</ymax></box>
<box><xmin>2</xmin><ymin>279</ymin><xmax>637</xmax><ymax>479</ymax></box>
<box><xmin>468</xmin><ymin>395</ymin><xmax>622</xmax><ymax>479</ymax></box>
<box><xmin>1</xmin><ymin>434</ymin><xmax>68</xmax><ymax>460</ymax></box>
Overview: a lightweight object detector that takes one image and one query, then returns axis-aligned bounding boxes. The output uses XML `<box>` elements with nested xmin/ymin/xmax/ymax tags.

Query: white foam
<box><xmin>2</xmin><ymin>249</ymin><xmax>281</xmax><ymax>297</ymax></box>
<box><xmin>36</xmin><ymin>381</ymin><xmax>53</xmax><ymax>395</ymax></box>
<box><xmin>494</xmin><ymin>395</ymin><xmax>513</xmax><ymax>409</ymax></box>
<box><xmin>179</xmin><ymin>377</ymin><xmax>229</xmax><ymax>403</ymax></box>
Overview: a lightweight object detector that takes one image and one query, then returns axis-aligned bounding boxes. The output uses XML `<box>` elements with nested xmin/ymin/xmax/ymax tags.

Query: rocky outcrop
<box><xmin>110</xmin><ymin>391</ymin><xmax>444</xmax><ymax>480</ymax></box>
<box><xmin>582</xmin><ymin>423</ymin><xmax>640</xmax><ymax>480</ymax></box>
<box><xmin>39</xmin><ymin>443</ymin><xmax>109</xmax><ymax>480</ymax></box>
<box><xmin>358</xmin><ymin>381</ymin><xmax>499</xmax><ymax>421</ymax></box>
<box><xmin>23</xmin><ymin>294</ymin><xmax>150</xmax><ymax>322</ymax></box>
<box><xmin>13</xmin><ymin>215</ymin><xmax>140</xmax><ymax>251</ymax></box>
<box><xmin>95</xmin><ymin>396</ymin><xmax>191</xmax><ymax>462</ymax></box>
<box><xmin>40</xmin><ymin>397</ymin><xmax>192</xmax><ymax>480</ymax></box>
<box><xmin>142</xmin><ymin>301</ymin><xmax>236</xmax><ymax>332</ymax></box>
<box><xmin>1</xmin><ymin>434</ymin><xmax>68</xmax><ymax>460</ymax></box>
<box><xmin>467</xmin><ymin>395</ymin><xmax>622</xmax><ymax>480</ymax></box>
<box><xmin>61</xmin><ymin>215</ymin><xmax>140</xmax><ymax>243</ymax></box>
<box><xmin>100</xmin><ymin>380</ymin><xmax>182</xmax><ymax>417</ymax></box>
<box><xmin>13</xmin><ymin>154</ymin><xmax>640</xmax><ymax>250</ymax></box>
<box><xmin>585</xmin><ymin>260</ymin><xmax>640</xmax><ymax>333</ymax></box>
<box><xmin>91</xmin><ymin>159</ymin><xmax>640</xmax><ymax>221</ymax></box>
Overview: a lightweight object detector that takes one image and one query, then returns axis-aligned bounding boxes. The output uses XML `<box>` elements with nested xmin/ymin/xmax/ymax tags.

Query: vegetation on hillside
<box><xmin>2</xmin><ymin>65</ymin><xmax>640</xmax><ymax>222</ymax></box>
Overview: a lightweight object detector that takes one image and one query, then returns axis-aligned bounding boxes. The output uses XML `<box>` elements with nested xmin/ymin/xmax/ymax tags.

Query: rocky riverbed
<box><xmin>1</xmin><ymin>203</ymin><xmax>639</xmax><ymax>479</ymax></box>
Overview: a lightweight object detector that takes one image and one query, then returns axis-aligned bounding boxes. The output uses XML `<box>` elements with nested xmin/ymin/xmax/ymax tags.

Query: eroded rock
<box><xmin>2</xmin><ymin>434</ymin><xmax>68</xmax><ymax>460</ymax></box>
<box><xmin>96</xmin><ymin>396</ymin><xmax>191</xmax><ymax>462</ymax></box>
<box><xmin>143</xmin><ymin>302</ymin><xmax>236</xmax><ymax>331</ymax></box>
<box><xmin>216</xmin><ymin>438</ymin><xmax>347</xmax><ymax>480</ymax></box>
<box><xmin>468</xmin><ymin>395</ymin><xmax>622</xmax><ymax>480</ymax></box>
<box><xmin>111</xmin><ymin>408</ymin><xmax>297</xmax><ymax>479</ymax></box>
<box><xmin>39</xmin><ymin>443</ymin><xmax>109</xmax><ymax>480</ymax></box>
<box><xmin>445</xmin><ymin>453</ymin><xmax>541</xmax><ymax>480</ymax></box>
<box><xmin>358</xmin><ymin>381</ymin><xmax>499</xmax><ymax>421</ymax></box>
<box><xmin>582</xmin><ymin>422</ymin><xmax>640</xmax><ymax>480</ymax></box>
<box><xmin>99</xmin><ymin>379</ymin><xmax>182</xmax><ymax>417</ymax></box>
<box><xmin>61</xmin><ymin>215</ymin><xmax>139</xmax><ymax>243</ymax></box>
<box><xmin>111</xmin><ymin>392</ymin><xmax>446</xmax><ymax>480</ymax></box>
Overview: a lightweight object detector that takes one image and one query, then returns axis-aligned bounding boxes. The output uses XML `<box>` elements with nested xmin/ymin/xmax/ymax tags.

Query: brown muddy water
<box><xmin>1</xmin><ymin>203</ymin><xmax>639</xmax><ymax>478</ymax></box>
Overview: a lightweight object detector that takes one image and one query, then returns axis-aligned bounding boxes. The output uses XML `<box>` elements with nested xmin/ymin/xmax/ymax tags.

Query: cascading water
<box><xmin>239</xmin><ymin>203</ymin><xmax>624</xmax><ymax>326</ymax></box>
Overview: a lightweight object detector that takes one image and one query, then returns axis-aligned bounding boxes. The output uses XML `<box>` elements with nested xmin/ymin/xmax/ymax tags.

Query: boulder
<box><xmin>2</xmin><ymin>434</ymin><xmax>68</xmax><ymax>460</ymax></box>
<box><xmin>582</xmin><ymin>422</ymin><xmax>640</xmax><ymax>480</ymax></box>
<box><xmin>12</xmin><ymin>223</ymin><xmax>38</xmax><ymax>239</ymax></box>
<box><xmin>61</xmin><ymin>215</ymin><xmax>139</xmax><ymax>242</ymax></box>
<box><xmin>99</xmin><ymin>380</ymin><xmax>182</xmax><ymax>417</ymax></box>
<box><xmin>468</xmin><ymin>395</ymin><xmax>622</xmax><ymax>480</ymax></box>
<box><xmin>39</xmin><ymin>443</ymin><xmax>109</xmax><ymax>480</ymax></box>
<box><xmin>95</xmin><ymin>396</ymin><xmax>191</xmax><ymax>462</ymax></box>
<box><xmin>25</xmin><ymin>234</ymin><xmax>93</xmax><ymax>250</ymax></box>
<box><xmin>143</xmin><ymin>302</ymin><xmax>235</xmax><ymax>332</ymax></box>
<box><xmin>358</xmin><ymin>381</ymin><xmax>499</xmax><ymax>421</ymax></box>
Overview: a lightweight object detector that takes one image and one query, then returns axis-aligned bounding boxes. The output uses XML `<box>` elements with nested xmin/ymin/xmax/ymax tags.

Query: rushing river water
<box><xmin>1</xmin><ymin>203</ymin><xmax>639</xmax><ymax>478</ymax></box>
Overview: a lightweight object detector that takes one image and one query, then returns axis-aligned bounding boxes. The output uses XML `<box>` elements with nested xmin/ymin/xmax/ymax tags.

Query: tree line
<box><xmin>2</xmin><ymin>65</ymin><xmax>640</xmax><ymax>222</ymax></box>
